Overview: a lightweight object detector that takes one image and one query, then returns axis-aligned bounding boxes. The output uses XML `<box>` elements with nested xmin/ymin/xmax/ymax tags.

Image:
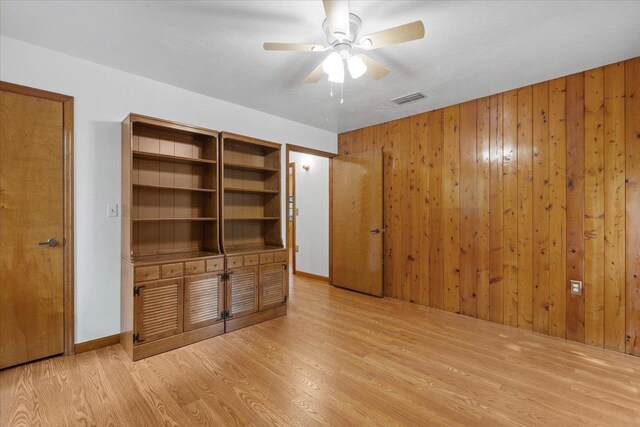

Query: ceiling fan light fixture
<box><xmin>322</xmin><ymin>52</ymin><xmax>342</xmax><ymax>75</ymax></box>
<box><xmin>328</xmin><ymin>66</ymin><xmax>344</xmax><ymax>83</ymax></box>
<box><xmin>360</xmin><ymin>38</ymin><xmax>373</xmax><ymax>49</ymax></box>
<box><xmin>347</xmin><ymin>54</ymin><xmax>367</xmax><ymax>79</ymax></box>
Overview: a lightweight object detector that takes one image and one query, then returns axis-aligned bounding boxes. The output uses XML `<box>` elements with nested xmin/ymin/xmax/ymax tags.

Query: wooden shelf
<box><xmin>133</xmin><ymin>250</ymin><xmax>220</xmax><ymax>265</ymax></box>
<box><xmin>133</xmin><ymin>217</ymin><xmax>217</xmax><ymax>222</ymax></box>
<box><xmin>224</xmin><ymin>243</ymin><xmax>284</xmax><ymax>255</ymax></box>
<box><xmin>225</xmin><ymin>217</ymin><xmax>279</xmax><ymax>221</ymax></box>
<box><xmin>223</xmin><ymin>162</ymin><xmax>278</xmax><ymax>173</ymax></box>
<box><xmin>133</xmin><ymin>150</ymin><xmax>216</xmax><ymax>165</ymax></box>
<box><xmin>224</xmin><ymin>187</ymin><xmax>278</xmax><ymax>194</ymax></box>
<box><xmin>134</xmin><ymin>183</ymin><xmax>216</xmax><ymax>193</ymax></box>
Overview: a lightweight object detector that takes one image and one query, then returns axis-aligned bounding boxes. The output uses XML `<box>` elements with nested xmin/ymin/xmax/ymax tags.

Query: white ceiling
<box><xmin>2</xmin><ymin>1</ymin><xmax>640</xmax><ymax>133</ymax></box>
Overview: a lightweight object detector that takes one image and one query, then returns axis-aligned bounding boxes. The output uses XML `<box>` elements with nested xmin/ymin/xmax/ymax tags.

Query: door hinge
<box><xmin>133</xmin><ymin>286</ymin><xmax>144</xmax><ymax>297</ymax></box>
<box><xmin>133</xmin><ymin>333</ymin><xmax>143</xmax><ymax>343</ymax></box>
<box><xmin>284</xmin><ymin>295</ymin><xmax>288</xmax><ymax>303</ymax></box>
<box><xmin>221</xmin><ymin>272</ymin><xmax>230</xmax><ymax>281</ymax></box>
<box><xmin>220</xmin><ymin>310</ymin><xmax>230</xmax><ymax>319</ymax></box>
<box><xmin>284</xmin><ymin>264</ymin><xmax>288</xmax><ymax>271</ymax></box>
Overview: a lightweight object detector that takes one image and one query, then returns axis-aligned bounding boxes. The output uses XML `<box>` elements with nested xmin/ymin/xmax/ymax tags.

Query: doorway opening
<box><xmin>285</xmin><ymin>145</ymin><xmax>335</xmax><ymax>284</ymax></box>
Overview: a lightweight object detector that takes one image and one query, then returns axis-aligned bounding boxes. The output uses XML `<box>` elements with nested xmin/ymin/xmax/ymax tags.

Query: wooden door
<box><xmin>134</xmin><ymin>278</ymin><xmax>184</xmax><ymax>343</ymax></box>
<box><xmin>259</xmin><ymin>263</ymin><xmax>287</xmax><ymax>310</ymax></box>
<box><xmin>332</xmin><ymin>150</ymin><xmax>384</xmax><ymax>296</ymax></box>
<box><xmin>0</xmin><ymin>89</ymin><xmax>65</xmax><ymax>368</ymax></box>
<box><xmin>184</xmin><ymin>272</ymin><xmax>224</xmax><ymax>331</ymax></box>
<box><xmin>226</xmin><ymin>266</ymin><xmax>258</xmax><ymax>319</ymax></box>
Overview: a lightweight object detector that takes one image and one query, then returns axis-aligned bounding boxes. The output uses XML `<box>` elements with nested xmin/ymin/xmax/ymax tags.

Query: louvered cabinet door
<box><xmin>259</xmin><ymin>263</ymin><xmax>287</xmax><ymax>311</ymax></box>
<box><xmin>184</xmin><ymin>273</ymin><xmax>224</xmax><ymax>331</ymax></box>
<box><xmin>226</xmin><ymin>266</ymin><xmax>258</xmax><ymax>319</ymax></box>
<box><xmin>134</xmin><ymin>278</ymin><xmax>184</xmax><ymax>343</ymax></box>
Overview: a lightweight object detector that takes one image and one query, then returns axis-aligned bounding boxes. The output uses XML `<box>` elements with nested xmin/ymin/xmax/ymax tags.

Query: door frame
<box><xmin>1</xmin><ymin>81</ymin><xmax>75</xmax><ymax>356</ymax></box>
<box><xmin>285</xmin><ymin>144</ymin><xmax>336</xmax><ymax>284</ymax></box>
<box><xmin>288</xmin><ymin>162</ymin><xmax>297</xmax><ymax>273</ymax></box>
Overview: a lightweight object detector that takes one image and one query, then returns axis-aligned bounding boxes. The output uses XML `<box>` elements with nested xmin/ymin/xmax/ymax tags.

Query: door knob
<box><xmin>38</xmin><ymin>238</ymin><xmax>59</xmax><ymax>247</ymax></box>
<box><xmin>370</xmin><ymin>228</ymin><xmax>381</xmax><ymax>234</ymax></box>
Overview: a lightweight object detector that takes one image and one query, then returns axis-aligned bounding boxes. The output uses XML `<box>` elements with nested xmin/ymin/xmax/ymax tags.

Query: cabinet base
<box><xmin>225</xmin><ymin>304</ymin><xmax>287</xmax><ymax>333</ymax></box>
<box><xmin>130</xmin><ymin>322</ymin><xmax>225</xmax><ymax>361</ymax></box>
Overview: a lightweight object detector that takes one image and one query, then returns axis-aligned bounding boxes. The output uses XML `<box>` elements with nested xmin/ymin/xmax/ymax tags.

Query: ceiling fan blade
<box><xmin>304</xmin><ymin>61</ymin><xmax>326</xmax><ymax>83</ymax></box>
<box><xmin>263</xmin><ymin>42</ymin><xmax>325</xmax><ymax>52</ymax></box>
<box><xmin>361</xmin><ymin>55</ymin><xmax>390</xmax><ymax>80</ymax></box>
<box><xmin>360</xmin><ymin>21</ymin><xmax>425</xmax><ymax>50</ymax></box>
<box><xmin>323</xmin><ymin>0</ymin><xmax>350</xmax><ymax>39</ymax></box>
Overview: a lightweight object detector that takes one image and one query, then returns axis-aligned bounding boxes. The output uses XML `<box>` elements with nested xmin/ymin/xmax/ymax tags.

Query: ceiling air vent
<box><xmin>391</xmin><ymin>92</ymin><xmax>426</xmax><ymax>105</ymax></box>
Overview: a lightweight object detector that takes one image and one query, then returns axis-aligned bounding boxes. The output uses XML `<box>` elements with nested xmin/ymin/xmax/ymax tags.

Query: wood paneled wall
<box><xmin>338</xmin><ymin>57</ymin><xmax>640</xmax><ymax>355</ymax></box>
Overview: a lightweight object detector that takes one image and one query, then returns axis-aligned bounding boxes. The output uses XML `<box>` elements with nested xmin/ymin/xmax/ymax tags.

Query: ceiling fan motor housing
<box><xmin>322</xmin><ymin>13</ymin><xmax>362</xmax><ymax>45</ymax></box>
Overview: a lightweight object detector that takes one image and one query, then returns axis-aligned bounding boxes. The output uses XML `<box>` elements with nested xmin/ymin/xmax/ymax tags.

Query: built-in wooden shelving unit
<box><xmin>121</xmin><ymin>117</ymin><xmax>287</xmax><ymax>362</ymax></box>
<box><xmin>220</xmin><ymin>132</ymin><xmax>284</xmax><ymax>255</ymax></box>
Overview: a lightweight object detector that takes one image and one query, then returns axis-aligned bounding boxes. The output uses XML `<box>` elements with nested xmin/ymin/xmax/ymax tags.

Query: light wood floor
<box><xmin>2</xmin><ymin>275</ymin><xmax>640</xmax><ymax>426</ymax></box>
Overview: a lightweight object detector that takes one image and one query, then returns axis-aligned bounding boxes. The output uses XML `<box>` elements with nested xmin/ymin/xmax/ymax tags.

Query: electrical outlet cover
<box><xmin>570</xmin><ymin>280</ymin><xmax>582</xmax><ymax>295</ymax></box>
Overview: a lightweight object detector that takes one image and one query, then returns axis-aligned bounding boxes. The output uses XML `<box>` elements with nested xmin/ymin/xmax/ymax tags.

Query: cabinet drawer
<box><xmin>184</xmin><ymin>260</ymin><xmax>205</xmax><ymax>275</ymax></box>
<box><xmin>244</xmin><ymin>254</ymin><xmax>259</xmax><ymax>266</ymax></box>
<box><xmin>227</xmin><ymin>256</ymin><xmax>243</xmax><ymax>269</ymax></box>
<box><xmin>206</xmin><ymin>258</ymin><xmax>224</xmax><ymax>272</ymax></box>
<box><xmin>134</xmin><ymin>265</ymin><xmax>160</xmax><ymax>282</ymax></box>
<box><xmin>273</xmin><ymin>250</ymin><xmax>287</xmax><ymax>263</ymax></box>
<box><xmin>259</xmin><ymin>253</ymin><xmax>274</xmax><ymax>264</ymax></box>
<box><xmin>161</xmin><ymin>263</ymin><xmax>183</xmax><ymax>278</ymax></box>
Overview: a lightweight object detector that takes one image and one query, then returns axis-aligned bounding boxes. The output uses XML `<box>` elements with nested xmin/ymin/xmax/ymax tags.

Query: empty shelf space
<box><xmin>225</xmin><ymin>217</ymin><xmax>279</xmax><ymax>221</ymax></box>
<box><xmin>224</xmin><ymin>186</ymin><xmax>278</xmax><ymax>194</ymax></box>
<box><xmin>134</xmin><ymin>183</ymin><xmax>216</xmax><ymax>193</ymax></box>
<box><xmin>132</xmin><ymin>217</ymin><xmax>217</xmax><ymax>222</ymax></box>
<box><xmin>223</xmin><ymin>162</ymin><xmax>278</xmax><ymax>173</ymax></box>
<box><xmin>133</xmin><ymin>150</ymin><xmax>216</xmax><ymax>165</ymax></box>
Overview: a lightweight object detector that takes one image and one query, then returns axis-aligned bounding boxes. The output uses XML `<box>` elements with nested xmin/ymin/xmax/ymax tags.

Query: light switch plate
<box><xmin>107</xmin><ymin>204</ymin><xmax>118</xmax><ymax>217</ymax></box>
<box><xmin>570</xmin><ymin>280</ymin><xmax>583</xmax><ymax>296</ymax></box>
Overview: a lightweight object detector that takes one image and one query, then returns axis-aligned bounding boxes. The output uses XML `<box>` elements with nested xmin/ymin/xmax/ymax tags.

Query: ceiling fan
<box><xmin>263</xmin><ymin>0</ymin><xmax>425</xmax><ymax>85</ymax></box>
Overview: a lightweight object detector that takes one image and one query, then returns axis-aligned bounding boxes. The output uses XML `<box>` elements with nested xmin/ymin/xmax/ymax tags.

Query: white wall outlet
<box><xmin>570</xmin><ymin>280</ymin><xmax>583</xmax><ymax>296</ymax></box>
<box><xmin>107</xmin><ymin>203</ymin><xmax>118</xmax><ymax>217</ymax></box>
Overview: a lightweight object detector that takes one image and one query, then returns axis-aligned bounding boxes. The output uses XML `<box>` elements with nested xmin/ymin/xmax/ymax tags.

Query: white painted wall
<box><xmin>0</xmin><ymin>36</ymin><xmax>336</xmax><ymax>343</ymax></box>
<box><xmin>290</xmin><ymin>152</ymin><xmax>329</xmax><ymax>279</ymax></box>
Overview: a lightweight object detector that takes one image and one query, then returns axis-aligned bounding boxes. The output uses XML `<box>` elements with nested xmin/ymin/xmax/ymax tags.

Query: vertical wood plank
<box><xmin>443</xmin><ymin>105</ymin><xmax>461</xmax><ymax>313</ymax></box>
<box><xmin>503</xmin><ymin>90</ymin><xmax>519</xmax><ymax>328</ymax></box>
<box><xmin>410</xmin><ymin>112</ymin><xmax>430</xmax><ymax>305</ymax></box>
<box><xmin>517</xmin><ymin>86</ymin><xmax>534</xmax><ymax>331</ymax></box>
<box><xmin>532</xmin><ymin>82</ymin><xmax>551</xmax><ymax>335</ymax></box>
<box><xmin>477</xmin><ymin>97</ymin><xmax>491</xmax><ymax>321</ymax></box>
<box><xmin>489</xmin><ymin>94</ymin><xmax>505</xmax><ymax>324</ymax></box>
<box><xmin>626</xmin><ymin>57</ymin><xmax>640</xmax><ymax>355</ymax></box>
<box><xmin>549</xmin><ymin>77</ymin><xmax>567</xmax><ymax>338</ymax></box>
<box><xmin>428</xmin><ymin>110</ymin><xmax>445</xmax><ymax>309</ymax></box>
<box><xmin>584</xmin><ymin>67</ymin><xmax>605</xmax><ymax>347</ymax></box>
<box><xmin>398</xmin><ymin>118</ymin><xmax>412</xmax><ymax>302</ymax></box>
<box><xmin>459</xmin><ymin>101</ymin><xmax>478</xmax><ymax>317</ymax></box>
<box><xmin>566</xmin><ymin>73</ymin><xmax>586</xmax><ymax>343</ymax></box>
<box><xmin>603</xmin><ymin>62</ymin><xmax>626</xmax><ymax>352</ymax></box>
<box><xmin>382</xmin><ymin>123</ymin><xmax>395</xmax><ymax>297</ymax></box>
